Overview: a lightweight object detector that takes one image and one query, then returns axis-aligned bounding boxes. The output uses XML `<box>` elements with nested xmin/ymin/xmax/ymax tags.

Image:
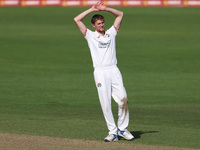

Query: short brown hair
<box><xmin>91</xmin><ymin>14</ymin><xmax>104</xmax><ymax>25</ymax></box>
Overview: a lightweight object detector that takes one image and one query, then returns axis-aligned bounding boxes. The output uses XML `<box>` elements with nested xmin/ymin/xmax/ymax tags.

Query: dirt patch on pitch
<box><xmin>0</xmin><ymin>132</ymin><xmax>197</xmax><ymax>150</ymax></box>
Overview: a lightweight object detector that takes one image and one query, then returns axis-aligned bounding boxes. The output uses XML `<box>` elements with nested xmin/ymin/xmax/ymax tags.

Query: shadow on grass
<box><xmin>119</xmin><ymin>131</ymin><xmax>159</xmax><ymax>141</ymax></box>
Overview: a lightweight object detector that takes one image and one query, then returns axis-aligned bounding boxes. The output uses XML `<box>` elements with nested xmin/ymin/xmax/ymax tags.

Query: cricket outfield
<box><xmin>0</xmin><ymin>7</ymin><xmax>199</xmax><ymax>149</ymax></box>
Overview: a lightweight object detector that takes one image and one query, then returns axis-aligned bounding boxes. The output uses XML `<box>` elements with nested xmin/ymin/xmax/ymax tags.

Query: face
<box><xmin>92</xmin><ymin>19</ymin><xmax>105</xmax><ymax>33</ymax></box>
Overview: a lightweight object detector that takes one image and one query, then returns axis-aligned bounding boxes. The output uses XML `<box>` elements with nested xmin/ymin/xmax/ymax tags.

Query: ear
<box><xmin>92</xmin><ymin>23</ymin><xmax>95</xmax><ymax>28</ymax></box>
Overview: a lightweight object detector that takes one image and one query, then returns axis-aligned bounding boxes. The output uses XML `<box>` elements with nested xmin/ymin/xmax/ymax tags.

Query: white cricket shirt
<box><xmin>84</xmin><ymin>25</ymin><xmax>118</xmax><ymax>69</ymax></box>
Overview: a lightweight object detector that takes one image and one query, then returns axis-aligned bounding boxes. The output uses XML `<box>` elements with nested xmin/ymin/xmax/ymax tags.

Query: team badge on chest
<box><xmin>106</xmin><ymin>34</ymin><xmax>110</xmax><ymax>37</ymax></box>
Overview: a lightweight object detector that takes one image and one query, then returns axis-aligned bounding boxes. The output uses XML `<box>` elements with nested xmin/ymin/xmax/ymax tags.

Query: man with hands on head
<box><xmin>74</xmin><ymin>1</ymin><xmax>134</xmax><ymax>142</ymax></box>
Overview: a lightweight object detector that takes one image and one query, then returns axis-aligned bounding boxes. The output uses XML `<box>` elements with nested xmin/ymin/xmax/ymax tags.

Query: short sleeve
<box><xmin>84</xmin><ymin>28</ymin><xmax>93</xmax><ymax>40</ymax></box>
<box><xmin>107</xmin><ymin>25</ymin><xmax>118</xmax><ymax>37</ymax></box>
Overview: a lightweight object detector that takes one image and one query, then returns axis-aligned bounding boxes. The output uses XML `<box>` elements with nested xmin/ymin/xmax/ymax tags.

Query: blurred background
<box><xmin>0</xmin><ymin>0</ymin><xmax>200</xmax><ymax>7</ymax></box>
<box><xmin>0</xmin><ymin>0</ymin><xmax>200</xmax><ymax>149</ymax></box>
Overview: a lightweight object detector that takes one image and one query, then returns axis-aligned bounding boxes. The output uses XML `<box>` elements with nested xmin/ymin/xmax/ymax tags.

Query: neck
<box><xmin>97</xmin><ymin>30</ymin><xmax>105</xmax><ymax>36</ymax></box>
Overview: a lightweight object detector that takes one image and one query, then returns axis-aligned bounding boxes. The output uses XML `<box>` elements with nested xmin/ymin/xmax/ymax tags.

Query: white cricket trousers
<box><xmin>94</xmin><ymin>65</ymin><xmax>129</xmax><ymax>135</ymax></box>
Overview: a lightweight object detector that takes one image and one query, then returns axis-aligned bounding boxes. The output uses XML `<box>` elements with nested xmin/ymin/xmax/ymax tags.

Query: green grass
<box><xmin>0</xmin><ymin>7</ymin><xmax>200</xmax><ymax>149</ymax></box>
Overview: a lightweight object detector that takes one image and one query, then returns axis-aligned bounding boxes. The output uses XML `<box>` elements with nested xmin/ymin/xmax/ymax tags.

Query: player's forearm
<box><xmin>74</xmin><ymin>6</ymin><xmax>98</xmax><ymax>36</ymax></box>
<box><xmin>74</xmin><ymin>8</ymin><xmax>94</xmax><ymax>23</ymax></box>
<box><xmin>105</xmin><ymin>7</ymin><xmax>123</xmax><ymax>18</ymax></box>
<box><xmin>105</xmin><ymin>7</ymin><xmax>123</xmax><ymax>30</ymax></box>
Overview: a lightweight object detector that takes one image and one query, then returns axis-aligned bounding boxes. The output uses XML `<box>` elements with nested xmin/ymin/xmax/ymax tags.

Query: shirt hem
<box><xmin>94</xmin><ymin>65</ymin><xmax>117</xmax><ymax>70</ymax></box>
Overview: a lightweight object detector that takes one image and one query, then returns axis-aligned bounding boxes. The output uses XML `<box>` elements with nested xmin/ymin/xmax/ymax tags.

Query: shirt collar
<box><xmin>95</xmin><ymin>30</ymin><xmax>106</xmax><ymax>37</ymax></box>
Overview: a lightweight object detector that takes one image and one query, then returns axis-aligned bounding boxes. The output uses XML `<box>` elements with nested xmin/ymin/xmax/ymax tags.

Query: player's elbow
<box><xmin>74</xmin><ymin>16</ymin><xmax>81</xmax><ymax>23</ymax></box>
<box><xmin>117</xmin><ymin>11</ymin><xmax>123</xmax><ymax>20</ymax></box>
<box><xmin>74</xmin><ymin>17</ymin><xmax>82</xmax><ymax>24</ymax></box>
<box><xmin>74</xmin><ymin>17</ymin><xmax>78</xmax><ymax>23</ymax></box>
<box><xmin>120</xmin><ymin>11</ymin><xmax>124</xmax><ymax>17</ymax></box>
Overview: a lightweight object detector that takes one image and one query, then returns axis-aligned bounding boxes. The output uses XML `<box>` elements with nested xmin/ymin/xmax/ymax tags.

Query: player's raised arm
<box><xmin>96</xmin><ymin>2</ymin><xmax>124</xmax><ymax>31</ymax></box>
<box><xmin>74</xmin><ymin>2</ymin><xmax>99</xmax><ymax>36</ymax></box>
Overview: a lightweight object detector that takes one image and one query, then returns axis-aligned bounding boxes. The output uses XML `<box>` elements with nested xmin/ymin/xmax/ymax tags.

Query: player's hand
<box><xmin>91</xmin><ymin>5</ymin><xmax>99</xmax><ymax>11</ymax></box>
<box><xmin>91</xmin><ymin>1</ymin><xmax>101</xmax><ymax>11</ymax></box>
<box><xmin>96</xmin><ymin>1</ymin><xmax>107</xmax><ymax>11</ymax></box>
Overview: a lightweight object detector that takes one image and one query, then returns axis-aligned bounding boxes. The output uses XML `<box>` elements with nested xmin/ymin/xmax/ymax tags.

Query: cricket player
<box><xmin>74</xmin><ymin>1</ymin><xmax>134</xmax><ymax>142</ymax></box>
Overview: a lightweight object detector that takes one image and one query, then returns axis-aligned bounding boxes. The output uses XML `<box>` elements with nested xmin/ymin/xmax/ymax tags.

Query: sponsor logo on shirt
<box><xmin>98</xmin><ymin>40</ymin><xmax>111</xmax><ymax>48</ymax></box>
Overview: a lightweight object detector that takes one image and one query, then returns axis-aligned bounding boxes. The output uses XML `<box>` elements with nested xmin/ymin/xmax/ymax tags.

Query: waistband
<box><xmin>94</xmin><ymin>65</ymin><xmax>117</xmax><ymax>70</ymax></box>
